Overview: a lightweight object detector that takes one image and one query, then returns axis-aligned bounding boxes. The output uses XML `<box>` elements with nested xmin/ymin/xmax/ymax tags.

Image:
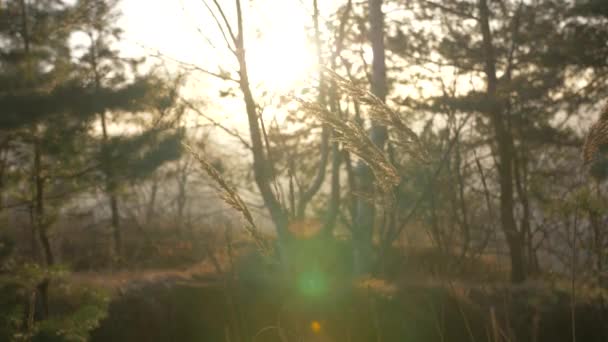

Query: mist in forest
<box><xmin>1</xmin><ymin>0</ymin><xmax>608</xmax><ymax>341</ymax></box>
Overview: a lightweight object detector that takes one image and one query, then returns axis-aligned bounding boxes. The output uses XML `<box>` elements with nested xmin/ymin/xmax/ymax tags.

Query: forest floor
<box><xmin>69</xmin><ymin>259</ymin><xmax>221</xmax><ymax>292</ymax></box>
<box><xmin>56</xmin><ymin>240</ymin><xmax>608</xmax><ymax>342</ymax></box>
<box><xmin>59</xmin><ymin>244</ymin><xmax>608</xmax><ymax>342</ymax></box>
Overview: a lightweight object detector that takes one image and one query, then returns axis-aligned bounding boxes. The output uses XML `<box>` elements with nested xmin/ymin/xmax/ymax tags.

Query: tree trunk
<box><xmin>22</xmin><ymin>0</ymin><xmax>52</xmax><ymax>319</ymax></box>
<box><xmin>352</xmin><ymin>0</ymin><xmax>388</xmax><ymax>275</ymax></box>
<box><xmin>478</xmin><ymin>0</ymin><xmax>525</xmax><ymax>283</ymax></box>
<box><xmin>454</xmin><ymin>141</ymin><xmax>471</xmax><ymax>260</ymax></box>
<box><xmin>320</xmin><ymin>2</ymin><xmax>350</xmax><ymax>236</ymax></box>
<box><xmin>29</xmin><ymin>207</ymin><xmax>40</xmax><ymax>261</ymax></box>
<box><xmin>33</xmin><ymin>140</ymin><xmax>53</xmax><ymax>266</ymax></box>
<box><xmin>109</xmin><ymin>192</ymin><xmax>121</xmax><ymax>255</ymax></box>
<box><xmin>588</xmin><ymin>204</ymin><xmax>603</xmax><ymax>278</ymax></box>
<box><xmin>513</xmin><ymin>149</ymin><xmax>539</xmax><ymax>275</ymax></box>
<box><xmin>234</xmin><ymin>0</ymin><xmax>289</xmax><ymax>244</ymax></box>
<box><xmin>100</xmin><ymin>111</ymin><xmax>122</xmax><ymax>256</ymax></box>
<box><xmin>322</xmin><ymin>136</ymin><xmax>341</xmax><ymax>236</ymax></box>
<box><xmin>33</xmin><ymin>137</ymin><xmax>52</xmax><ymax>319</ymax></box>
<box><xmin>102</xmin><ymin>114</ymin><xmax>121</xmax><ymax>256</ymax></box>
<box><xmin>145</xmin><ymin>175</ymin><xmax>159</xmax><ymax>227</ymax></box>
<box><xmin>176</xmin><ymin>164</ymin><xmax>188</xmax><ymax>234</ymax></box>
<box><xmin>296</xmin><ymin>0</ymin><xmax>330</xmax><ymax>220</ymax></box>
<box><xmin>87</xmin><ymin>24</ymin><xmax>122</xmax><ymax>257</ymax></box>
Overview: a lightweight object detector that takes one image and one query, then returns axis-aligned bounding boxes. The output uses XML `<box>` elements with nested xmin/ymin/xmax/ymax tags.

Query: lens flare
<box><xmin>310</xmin><ymin>321</ymin><xmax>322</xmax><ymax>334</ymax></box>
<box><xmin>298</xmin><ymin>270</ymin><xmax>327</xmax><ymax>297</ymax></box>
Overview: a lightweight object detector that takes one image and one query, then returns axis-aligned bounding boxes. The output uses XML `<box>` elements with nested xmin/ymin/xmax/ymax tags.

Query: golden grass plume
<box><xmin>583</xmin><ymin>107</ymin><xmax>608</xmax><ymax>166</ymax></box>
<box><xmin>185</xmin><ymin>144</ymin><xmax>271</xmax><ymax>254</ymax></box>
<box><xmin>298</xmin><ymin>68</ymin><xmax>428</xmax><ymax>194</ymax></box>
<box><xmin>299</xmin><ymin>99</ymin><xmax>400</xmax><ymax>193</ymax></box>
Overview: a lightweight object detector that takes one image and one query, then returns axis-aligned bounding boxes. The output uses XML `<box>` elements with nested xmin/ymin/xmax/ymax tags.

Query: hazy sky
<box><xmin>112</xmin><ymin>0</ymin><xmax>343</xmax><ymax>162</ymax></box>
<box><xmin>112</xmin><ymin>1</ymin><xmax>350</xmax><ymax>216</ymax></box>
<box><xmin>116</xmin><ymin>0</ymin><xmax>332</xmax><ymax>92</ymax></box>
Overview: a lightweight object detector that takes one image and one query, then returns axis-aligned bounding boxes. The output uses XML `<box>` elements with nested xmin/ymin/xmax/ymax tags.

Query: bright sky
<box><xmin>115</xmin><ymin>0</ymin><xmax>347</xmax><ymax>146</ymax></box>
<box><xmin>112</xmin><ymin>0</ymin><xmax>348</xmax><ymax>169</ymax></box>
<box><xmin>117</xmin><ymin>0</ymin><xmax>337</xmax><ymax>94</ymax></box>
<box><xmin>114</xmin><ymin>0</ymin><xmax>348</xmax><ymax>222</ymax></box>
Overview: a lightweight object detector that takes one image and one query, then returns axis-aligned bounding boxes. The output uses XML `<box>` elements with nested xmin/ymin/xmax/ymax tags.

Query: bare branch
<box><xmin>147</xmin><ymin>48</ymin><xmax>239</xmax><ymax>82</ymax></box>
<box><xmin>200</xmin><ymin>0</ymin><xmax>237</xmax><ymax>54</ymax></box>
<box><xmin>181</xmin><ymin>97</ymin><xmax>252</xmax><ymax>150</ymax></box>
<box><xmin>211</xmin><ymin>0</ymin><xmax>238</xmax><ymax>45</ymax></box>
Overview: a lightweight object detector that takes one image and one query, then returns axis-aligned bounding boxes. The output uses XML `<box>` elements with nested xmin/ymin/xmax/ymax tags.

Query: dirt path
<box><xmin>69</xmin><ymin>260</ymin><xmax>220</xmax><ymax>292</ymax></box>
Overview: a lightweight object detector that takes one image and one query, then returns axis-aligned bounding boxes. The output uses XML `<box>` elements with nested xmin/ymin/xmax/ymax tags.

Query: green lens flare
<box><xmin>298</xmin><ymin>270</ymin><xmax>327</xmax><ymax>297</ymax></box>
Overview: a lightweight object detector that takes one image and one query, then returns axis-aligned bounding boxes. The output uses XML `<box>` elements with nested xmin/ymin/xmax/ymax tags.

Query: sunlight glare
<box><xmin>247</xmin><ymin>2</ymin><xmax>316</xmax><ymax>93</ymax></box>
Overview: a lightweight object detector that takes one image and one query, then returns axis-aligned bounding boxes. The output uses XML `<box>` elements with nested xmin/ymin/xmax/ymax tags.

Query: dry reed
<box><xmin>185</xmin><ymin>144</ymin><xmax>271</xmax><ymax>255</ymax></box>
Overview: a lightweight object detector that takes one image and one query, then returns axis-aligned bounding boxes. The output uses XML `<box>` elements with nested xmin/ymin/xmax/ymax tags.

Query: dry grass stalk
<box><xmin>299</xmin><ymin>69</ymin><xmax>428</xmax><ymax>195</ymax></box>
<box><xmin>582</xmin><ymin>107</ymin><xmax>608</xmax><ymax>165</ymax></box>
<box><xmin>324</xmin><ymin>68</ymin><xmax>429</xmax><ymax>163</ymax></box>
<box><xmin>185</xmin><ymin>144</ymin><xmax>271</xmax><ymax>255</ymax></box>
<box><xmin>299</xmin><ymin>99</ymin><xmax>400</xmax><ymax>194</ymax></box>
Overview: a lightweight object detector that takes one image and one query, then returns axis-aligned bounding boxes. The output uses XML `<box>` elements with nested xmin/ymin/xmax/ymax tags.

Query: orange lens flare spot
<box><xmin>310</xmin><ymin>321</ymin><xmax>322</xmax><ymax>334</ymax></box>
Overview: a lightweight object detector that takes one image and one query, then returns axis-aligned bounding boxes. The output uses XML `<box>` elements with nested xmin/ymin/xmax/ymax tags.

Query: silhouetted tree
<box><xmin>74</xmin><ymin>0</ymin><xmax>184</xmax><ymax>256</ymax></box>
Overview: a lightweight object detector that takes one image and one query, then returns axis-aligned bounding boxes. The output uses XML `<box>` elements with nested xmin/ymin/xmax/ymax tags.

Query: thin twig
<box><xmin>182</xmin><ymin>97</ymin><xmax>252</xmax><ymax>149</ymax></box>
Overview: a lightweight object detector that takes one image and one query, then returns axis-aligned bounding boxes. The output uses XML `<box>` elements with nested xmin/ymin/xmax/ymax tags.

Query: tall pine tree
<box><xmin>73</xmin><ymin>0</ymin><xmax>183</xmax><ymax>257</ymax></box>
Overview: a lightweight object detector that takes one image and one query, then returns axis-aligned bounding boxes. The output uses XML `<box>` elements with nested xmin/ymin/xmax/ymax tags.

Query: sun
<box><xmin>246</xmin><ymin>2</ymin><xmax>317</xmax><ymax>93</ymax></box>
<box><xmin>118</xmin><ymin>0</ymin><xmax>317</xmax><ymax>94</ymax></box>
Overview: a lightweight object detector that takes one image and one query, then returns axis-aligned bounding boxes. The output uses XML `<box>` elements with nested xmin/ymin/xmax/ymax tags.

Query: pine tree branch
<box><xmin>419</xmin><ymin>0</ymin><xmax>479</xmax><ymax>21</ymax></box>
